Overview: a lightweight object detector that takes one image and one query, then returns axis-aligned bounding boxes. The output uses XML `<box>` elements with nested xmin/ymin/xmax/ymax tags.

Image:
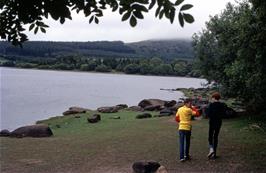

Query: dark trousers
<box><xmin>208</xmin><ymin>122</ymin><xmax>222</xmax><ymax>154</ymax></box>
<box><xmin>179</xmin><ymin>130</ymin><xmax>191</xmax><ymax>159</ymax></box>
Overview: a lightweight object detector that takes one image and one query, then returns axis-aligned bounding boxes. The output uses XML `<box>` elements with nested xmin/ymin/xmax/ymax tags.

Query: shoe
<box><xmin>207</xmin><ymin>148</ymin><xmax>214</xmax><ymax>159</ymax></box>
<box><xmin>185</xmin><ymin>155</ymin><xmax>191</xmax><ymax>160</ymax></box>
<box><xmin>212</xmin><ymin>154</ymin><xmax>218</xmax><ymax>159</ymax></box>
<box><xmin>180</xmin><ymin>158</ymin><xmax>185</xmax><ymax>162</ymax></box>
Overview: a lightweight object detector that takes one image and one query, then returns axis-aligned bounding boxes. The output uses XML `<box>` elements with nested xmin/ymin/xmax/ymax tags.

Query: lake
<box><xmin>0</xmin><ymin>67</ymin><xmax>206</xmax><ymax>130</ymax></box>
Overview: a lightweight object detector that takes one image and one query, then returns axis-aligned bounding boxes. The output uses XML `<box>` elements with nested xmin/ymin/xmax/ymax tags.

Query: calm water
<box><xmin>0</xmin><ymin>67</ymin><xmax>206</xmax><ymax>130</ymax></box>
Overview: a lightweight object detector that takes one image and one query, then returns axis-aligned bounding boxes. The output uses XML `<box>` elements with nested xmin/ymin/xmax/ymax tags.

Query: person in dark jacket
<box><xmin>207</xmin><ymin>92</ymin><xmax>227</xmax><ymax>159</ymax></box>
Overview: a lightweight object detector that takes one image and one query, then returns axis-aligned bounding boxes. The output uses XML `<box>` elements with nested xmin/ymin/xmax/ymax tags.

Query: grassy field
<box><xmin>1</xmin><ymin>110</ymin><xmax>266</xmax><ymax>173</ymax></box>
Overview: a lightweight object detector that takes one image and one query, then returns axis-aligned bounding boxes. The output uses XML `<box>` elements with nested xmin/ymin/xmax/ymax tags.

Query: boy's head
<box><xmin>211</xmin><ymin>92</ymin><xmax>221</xmax><ymax>100</ymax></box>
<box><xmin>184</xmin><ymin>98</ymin><xmax>192</xmax><ymax>107</ymax></box>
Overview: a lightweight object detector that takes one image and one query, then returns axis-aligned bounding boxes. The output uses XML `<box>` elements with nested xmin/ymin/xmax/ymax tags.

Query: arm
<box><xmin>192</xmin><ymin>106</ymin><xmax>201</xmax><ymax>117</ymax></box>
<box><xmin>175</xmin><ymin>111</ymin><xmax>180</xmax><ymax>123</ymax></box>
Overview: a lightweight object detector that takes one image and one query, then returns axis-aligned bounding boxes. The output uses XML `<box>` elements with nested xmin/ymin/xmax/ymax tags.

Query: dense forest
<box><xmin>193</xmin><ymin>0</ymin><xmax>266</xmax><ymax>112</ymax></box>
<box><xmin>0</xmin><ymin>39</ymin><xmax>200</xmax><ymax>77</ymax></box>
<box><xmin>0</xmin><ymin>39</ymin><xmax>194</xmax><ymax>59</ymax></box>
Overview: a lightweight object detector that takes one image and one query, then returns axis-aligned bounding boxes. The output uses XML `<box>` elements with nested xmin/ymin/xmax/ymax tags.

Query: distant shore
<box><xmin>0</xmin><ymin>66</ymin><xmax>205</xmax><ymax>79</ymax></box>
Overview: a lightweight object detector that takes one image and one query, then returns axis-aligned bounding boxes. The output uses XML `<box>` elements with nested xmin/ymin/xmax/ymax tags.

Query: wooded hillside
<box><xmin>0</xmin><ymin>39</ymin><xmax>194</xmax><ymax>59</ymax></box>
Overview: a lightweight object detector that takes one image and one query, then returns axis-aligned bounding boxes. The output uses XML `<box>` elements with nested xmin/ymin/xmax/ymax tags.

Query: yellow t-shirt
<box><xmin>176</xmin><ymin>105</ymin><xmax>196</xmax><ymax>131</ymax></box>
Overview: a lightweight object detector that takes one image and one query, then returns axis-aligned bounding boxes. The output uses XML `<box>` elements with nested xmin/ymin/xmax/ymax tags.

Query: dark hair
<box><xmin>184</xmin><ymin>98</ymin><xmax>192</xmax><ymax>104</ymax></box>
<box><xmin>212</xmin><ymin>92</ymin><xmax>221</xmax><ymax>100</ymax></box>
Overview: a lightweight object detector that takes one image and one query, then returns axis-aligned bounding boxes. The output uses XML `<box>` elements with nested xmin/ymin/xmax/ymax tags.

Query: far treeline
<box><xmin>0</xmin><ymin>40</ymin><xmax>201</xmax><ymax>77</ymax></box>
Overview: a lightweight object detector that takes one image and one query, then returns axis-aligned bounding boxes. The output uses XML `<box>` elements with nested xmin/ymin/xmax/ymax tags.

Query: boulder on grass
<box><xmin>97</xmin><ymin>106</ymin><xmax>119</xmax><ymax>113</ymax></box>
<box><xmin>159</xmin><ymin>108</ymin><xmax>174</xmax><ymax>116</ymax></box>
<box><xmin>144</xmin><ymin>105</ymin><xmax>162</xmax><ymax>111</ymax></box>
<box><xmin>10</xmin><ymin>124</ymin><xmax>53</xmax><ymax>138</ymax></box>
<box><xmin>126</xmin><ymin>106</ymin><xmax>144</xmax><ymax>112</ymax></box>
<box><xmin>169</xmin><ymin>103</ymin><xmax>183</xmax><ymax>111</ymax></box>
<box><xmin>116</xmin><ymin>104</ymin><xmax>128</xmax><ymax>109</ymax></box>
<box><xmin>63</xmin><ymin>107</ymin><xmax>90</xmax><ymax>115</ymax></box>
<box><xmin>224</xmin><ymin>107</ymin><xmax>237</xmax><ymax>118</ymax></box>
<box><xmin>136</xmin><ymin>113</ymin><xmax>152</xmax><ymax>119</ymax></box>
<box><xmin>138</xmin><ymin>99</ymin><xmax>166</xmax><ymax>110</ymax></box>
<box><xmin>87</xmin><ymin>114</ymin><xmax>101</xmax><ymax>123</ymax></box>
<box><xmin>132</xmin><ymin>161</ymin><xmax>161</xmax><ymax>173</ymax></box>
<box><xmin>164</xmin><ymin>100</ymin><xmax>177</xmax><ymax>107</ymax></box>
<box><xmin>0</xmin><ymin>129</ymin><xmax>10</xmax><ymax>137</ymax></box>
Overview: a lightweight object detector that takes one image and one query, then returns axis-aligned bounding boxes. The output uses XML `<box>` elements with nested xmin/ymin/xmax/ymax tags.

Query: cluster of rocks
<box><xmin>61</xmin><ymin>99</ymin><xmax>182</xmax><ymax>122</ymax></box>
<box><xmin>138</xmin><ymin>99</ymin><xmax>182</xmax><ymax>117</ymax></box>
<box><xmin>0</xmin><ymin>124</ymin><xmax>53</xmax><ymax>138</ymax></box>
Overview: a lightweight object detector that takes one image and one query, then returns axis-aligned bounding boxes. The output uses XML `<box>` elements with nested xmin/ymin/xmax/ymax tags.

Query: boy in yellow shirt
<box><xmin>176</xmin><ymin>98</ymin><xmax>197</xmax><ymax>162</ymax></box>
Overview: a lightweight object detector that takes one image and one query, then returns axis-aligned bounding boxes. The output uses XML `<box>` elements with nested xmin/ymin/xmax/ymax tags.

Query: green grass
<box><xmin>1</xmin><ymin>110</ymin><xmax>266</xmax><ymax>173</ymax></box>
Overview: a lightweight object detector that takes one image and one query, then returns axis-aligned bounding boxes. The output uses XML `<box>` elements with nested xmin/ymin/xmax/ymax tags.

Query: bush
<box><xmin>1</xmin><ymin>60</ymin><xmax>15</xmax><ymax>67</ymax></box>
<box><xmin>95</xmin><ymin>64</ymin><xmax>111</xmax><ymax>72</ymax></box>
<box><xmin>52</xmin><ymin>63</ymin><xmax>73</xmax><ymax>70</ymax></box>
<box><xmin>124</xmin><ymin>64</ymin><xmax>140</xmax><ymax>74</ymax></box>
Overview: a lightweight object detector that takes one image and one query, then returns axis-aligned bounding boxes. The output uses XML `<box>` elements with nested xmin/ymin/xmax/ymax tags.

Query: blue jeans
<box><xmin>179</xmin><ymin>130</ymin><xmax>191</xmax><ymax>159</ymax></box>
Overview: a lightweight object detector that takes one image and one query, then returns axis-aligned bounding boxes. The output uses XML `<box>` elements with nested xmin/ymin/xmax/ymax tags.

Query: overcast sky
<box><xmin>25</xmin><ymin>0</ymin><xmax>236</xmax><ymax>43</ymax></box>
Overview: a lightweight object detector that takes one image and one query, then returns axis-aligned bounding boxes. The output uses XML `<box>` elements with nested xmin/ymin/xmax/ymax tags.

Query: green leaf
<box><xmin>165</xmin><ymin>11</ymin><xmax>170</xmax><ymax>19</ymax></box>
<box><xmin>36</xmin><ymin>21</ymin><xmax>45</xmax><ymax>26</ymax></box>
<box><xmin>122</xmin><ymin>11</ymin><xmax>131</xmax><ymax>21</ymax></box>
<box><xmin>159</xmin><ymin>9</ymin><xmax>164</xmax><ymax>19</ymax></box>
<box><xmin>178</xmin><ymin>12</ymin><xmax>184</xmax><ymax>27</ymax></box>
<box><xmin>44</xmin><ymin>13</ymin><xmax>49</xmax><ymax>19</ymax></box>
<box><xmin>40</xmin><ymin>27</ymin><xmax>46</xmax><ymax>33</ymax></box>
<box><xmin>89</xmin><ymin>16</ymin><xmax>94</xmax><ymax>23</ymax></box>
<box><xmin>175</xmin><ymin>0</ymin><xmax>184</xmax><ymax>6</ymax></box>
<box><xmin>170</xmin><ymin>9</ymin><xmax>175</xmax><ymax>24</ymax></box>
<box><xmin>149</xmin><ymin>0</ymin><xmax>156</xmax><ymax>9</ymax></box>
<box><xmin>183</xmin><ymin>13</ymin><xmax>194</xmax><ymax>23</ymax></box>
<box><xmin>60</xmin><ymin>17</ymin><xmax>65</xmax><ymax>24</ymax></box>
<box><xmin>180</xmin><ymin>4</ymin><xmax>193</xmax><ymax>11</ymax></box>
<box><xmin>42</xmin><ymin>24</ymin><xmax>49</xmax><ymax>28</ymax></box>
<box><xmin>84</xmin><ymin>4</ymin><xmax>91</xmax><ymax>16</ymax></box>
<box><xmin>34</xmin><ymin>27</ymin><xmax>39</xmax><ymax>34</ymax></box>
<box><xmin>132</xmin><ymin>4</ymin><xmax>148</xmax><ymax>12</ymax></box>
<box><xmin>96</xmin><ymin>11</ymin><xmax>103</xmax><ymax>17</ymax></box>
<box><xmin>130</xmin><ymin>16</ymin><xmax>137</xmax><ymax>27</ymax></box>
<box><xmin>119</xmin><ymin>8</ymin><xmax>125</xmax><ymax>15</ymax></box>
<box><xmin>29</xmin><ymin>24</ymin><xmax>35</xmax><ymax>31</ymax></box>
<box><xmin>133</xmin><ymin>11</ymin><xmax>144</xmax><ymax>19</ymax></box>
<box><xmin>95</xmin><ymin>17</ymin><xmax>99</xmax><ymax>24</ymax></box>
<box><xmin>155</xmin><ymin>6</ymin><xmax>162</xmax><ymax>17</ymax></box>
<box><xmin>134</xmin><ymin>0</ymin><xmax>149</xmax><ymax>4</ymax></box>
<box><xmin>112</xmin><ymin>3</ymin><xmax>118</xmax><ymax>12</ymax></box>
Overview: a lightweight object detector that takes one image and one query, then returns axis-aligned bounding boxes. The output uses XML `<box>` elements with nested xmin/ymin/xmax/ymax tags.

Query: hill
<box><xmin>126</xmin><ymin>39</ymin><xmax>194</xmax><ymax>59</ymax></box>
<box><xmin>0</xmin><ymin>39</ymin><xmax>194</xmax><ymax>59</ymax></box>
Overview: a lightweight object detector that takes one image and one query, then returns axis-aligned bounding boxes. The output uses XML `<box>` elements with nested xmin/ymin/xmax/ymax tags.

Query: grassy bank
<box><xmin>1</xmin><ymin>110</ymin><xmax>266</xmax><ymax>173</ymax></box>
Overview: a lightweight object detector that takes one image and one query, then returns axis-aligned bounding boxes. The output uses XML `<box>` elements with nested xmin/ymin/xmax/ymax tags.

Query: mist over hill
<box><xmin>0</xmin><ymin>39</ymin><xmax>194</xmax><ymax>59</ymax></box>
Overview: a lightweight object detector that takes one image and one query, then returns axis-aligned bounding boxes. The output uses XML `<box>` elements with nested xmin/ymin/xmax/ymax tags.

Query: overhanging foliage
<box><xmin>0</xmin><ymin>0</ymin><xmax>194</xmax><ymax>46</ymax></box>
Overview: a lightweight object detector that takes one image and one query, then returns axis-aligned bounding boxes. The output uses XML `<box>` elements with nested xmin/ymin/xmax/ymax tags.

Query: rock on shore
<box><xmin>10</xmin><ymin>124</ymin><xmax>53</xmax><ymax>138</ymax></box>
